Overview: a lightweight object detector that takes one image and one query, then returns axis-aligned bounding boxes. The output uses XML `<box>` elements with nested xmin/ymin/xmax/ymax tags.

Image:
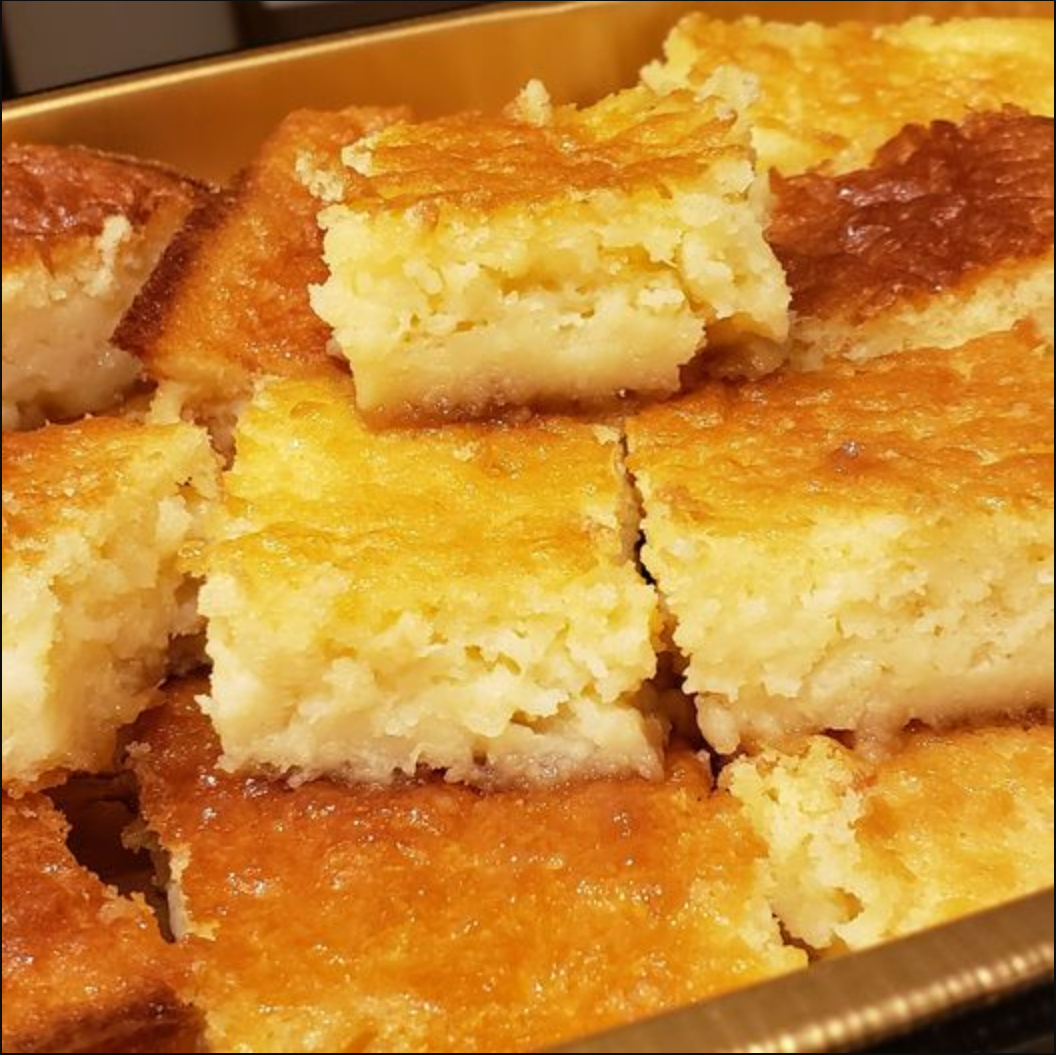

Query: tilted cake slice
<box><xmin>117</xmin><ymin>106</ymin><xmax>404</xmax><ymax>439</ymax></box>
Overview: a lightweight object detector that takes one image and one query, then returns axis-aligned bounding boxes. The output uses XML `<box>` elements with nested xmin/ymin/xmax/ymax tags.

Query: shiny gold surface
<box><xmin>547</xmin><ymin>889</ymin><xmax>1054</xmax><ymax>1052</ymax></box>
<box><xmin>2</xmin><ymin>2</ymin><xmax>1052</xmax><ymax>182</ymax></box>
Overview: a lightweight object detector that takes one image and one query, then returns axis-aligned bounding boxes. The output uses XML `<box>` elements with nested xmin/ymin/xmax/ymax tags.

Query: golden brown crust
<box><xmin>131</xmin><ymin>680</ymin><xmax>803</xmax><ymax>1052</ymax></box>
<box><xmin>342</xmin><ymin>87</ymin><xmax>745</xmax><ymax>215</ymax></box>
<box><xmin>116</xmin><ymin>107</ymin><xmax>407</xmax><ymax>411</ymax></box>
<box><xmin>1</xmin><ymin>416</ymin><xmax>199</xmax><ymax>569</ymax></box>
<box><xmin>1</xmin><ymin>794</ymin><xmax>200</xmax><ymax>1054</ymax></box>
<box><xmin>770</xmin><ymin>109</ymin><xmax>1055</xmax><ymax>321</ymax></box>
<box><xmin>858</xmin><ymin>723</ymin><xmax>1055</xmax><ymax>885</ymax></box>
<box><xmin>1</xmin><ymin>143</ymin><xmax>206</xmax><ymax>271</ymax></box>
<box><xmin>111</xmin><ymin>189</ymin><xmax>238</xmax><ymax>382</ymax></box>
<box><xmin>627</xmin><ymin>327</ymin><xmax>1053</xmax><ymax>524</ymax></box>
<box><xmin>217</xmin><ymin>375</ymin><xmax>630</xmax><ymax>587</ymax></box>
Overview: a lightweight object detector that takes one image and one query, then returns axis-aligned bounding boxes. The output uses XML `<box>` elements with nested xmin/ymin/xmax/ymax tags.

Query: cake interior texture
<box><xmin>2</xmin><ymin>417</ymin><xmax>219</xmax><ymax>791</ymax></box>
<box><xmin>723</xmin><ymin>723</ymin><xmax>1055</xmax><ymax>951</ymax></box>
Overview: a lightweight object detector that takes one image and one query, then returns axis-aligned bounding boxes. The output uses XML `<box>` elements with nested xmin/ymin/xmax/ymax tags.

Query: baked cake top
<box><xmin>769</xmin><ymin>109</ymin><xmax>1054</xmax><ymax>322</ymax></box>
<box><xmin>628</xmin><ymin>328</ymin><xmax>1054</xmax><ymax>526</ymax></box>
<box><xmin>2</xmin><ymin>142</ymin><xmax>204</xmax><ymax>271</ymax></box>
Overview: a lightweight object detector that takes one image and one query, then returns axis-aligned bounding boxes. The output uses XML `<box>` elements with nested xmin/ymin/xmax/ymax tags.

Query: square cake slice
<box><xmin>1</xmin><ymin>792</ymin><xmax>200</xmax><ymax>1053</ymax></box>
<box><xmin>129</xmin><ymin>680</ymin><xmax>804</xmax><ymax>1053</ymax></box>
<box><xmin>723</xmin><ymin>723</ymin><xmax>1054</xmax><ymax>952</ymax></box>
<box><xmin>642</xmin><ymin>15</ymin><xmax>1054</xmax><ymax>176</ymax></box>
<box><xmin>308</xmin><ymin>80</ymin><xmax>789</xmax><ymax>420</ymax></box>
<box><xmin>2</xmin><ymin>417</ymin><xmax>219</xmax><ymax>791</ymax></box>
<box><xmin>117</xmin><ymin>107</ymin><xmax>405</xmax><ymax>436</ymax></box>
<box><xmin>626</xmin><ymin>328</ymin><xmax>1054</xmax><ymax>754</ymax></box>
<box><xmin>2</xmin><ymin>144</ymin><xmax>205</xmax><ymax>431</ymax></box>
<box><xmin>767</xmin><ymin>109</ymin><xmax>1054</xmax><ymax>371</ymax></box>
<box><xmin>197</xmin><ymin>374</ymin><xmax>661</xmax><ymax>786</ymax></box>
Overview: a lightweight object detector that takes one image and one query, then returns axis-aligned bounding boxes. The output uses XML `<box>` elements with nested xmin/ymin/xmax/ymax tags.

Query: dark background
<box><xmin>2</xmin><ymin>1</ymin><xmax>489</xmax><ymax>99</ymax></box>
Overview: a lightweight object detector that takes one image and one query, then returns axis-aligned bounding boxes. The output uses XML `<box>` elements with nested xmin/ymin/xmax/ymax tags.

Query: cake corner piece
<box><xmin>1</xmin><ymin>791</ymin><xmax>202</xmax><ymax>1053</ymax></box>
<box><xmin>640</xmin><ymin>13</ymin><xmax>1054</xmax><ymax>176</ymax></box>
<box><xmin>2</xmin><ymin>142</ymin><xmax>208</xmax><ymax>431</ymax></box>
<box><xmin>722</xmin><ymin>722</ymin><xmax>1055</xmax><ymax>951</ymax></box>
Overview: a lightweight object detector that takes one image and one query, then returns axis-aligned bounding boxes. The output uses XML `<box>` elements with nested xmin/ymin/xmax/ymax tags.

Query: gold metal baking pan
<box><xmin>549</xmin><ymin>890</ymin><xmax>1054</xmax><ymax>1052</ymax></box>
<box><xmin>2</xmin><ymin>0</ymin><xmax>1053</xmax><ymax>181</ymax></box>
